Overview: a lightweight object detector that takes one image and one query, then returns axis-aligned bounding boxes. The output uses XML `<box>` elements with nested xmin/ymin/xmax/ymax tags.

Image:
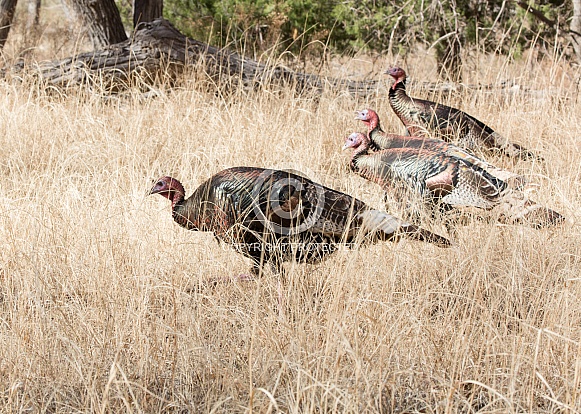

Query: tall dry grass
<box><xmin>0</xmin><ymin>52</ymin><xmax>579</xmax><ymax>413</ymax></box>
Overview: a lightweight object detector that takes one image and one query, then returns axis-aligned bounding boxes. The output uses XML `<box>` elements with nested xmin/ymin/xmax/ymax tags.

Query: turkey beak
<box><xmin>342</xmin><ymin>142</ymin><xmax>351</xmax><ymax>151</ymax></box>
<box><xmin>354</xmin><ymin>111</ymin><xmax>363</xmax><ymax>120</ymax></box>
<box><xmin>384</xmin><ymin>68</ymin><xmax>397</xmax><ymax>78</ymax></box>
<box><xmin>148</xmin><ymin>182</ymin><xmax>161</xmax><ymax>196</ymax></box>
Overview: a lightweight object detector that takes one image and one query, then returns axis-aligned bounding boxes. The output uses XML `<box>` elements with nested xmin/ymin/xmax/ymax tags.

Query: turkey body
<box><xmin>385</xmin><ymin>67</ymin><xmax>540</xmax><ymax>160</ymax></box>
<box><xmin>344</xmin><ymin>132</ymin><xmax>508</xmax><ymax>211</ymax></box>
<box><xmin>355</xmin><ymin>108</ymin><xmax>525</xmax><ymax>187</ymax></box>
<box><xmin>149</xmin><ymin>166</ymin><xmax>450</xmax><ymax>274</ymax></box>
<box><xmin>344</xmin><ymin>133</ymin><xmax>564</xmax><ymax>227</ymax></box>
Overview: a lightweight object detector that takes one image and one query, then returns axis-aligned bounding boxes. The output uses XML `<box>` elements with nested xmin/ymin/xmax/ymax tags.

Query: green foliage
<box><xmin>161</xmin><ymin>0</ymin><xmax>428</xmax><ymax>56</ymax></box>
<box><xmin>114</xmin><ymin>0</ymin><xmax>135</xmax><ymax>30</ymax></box>
<box><xmin>118</xmin><ymin>0</ymin><xmax>575</xmax><ymax>74</ymax></box>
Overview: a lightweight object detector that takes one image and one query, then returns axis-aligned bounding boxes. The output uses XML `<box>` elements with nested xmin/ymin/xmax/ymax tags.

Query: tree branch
<box><xmin>516</xmin><ymin>1</ymin><xmax>556</xmax><ymax>27</ymax></box>
<box><xmin>6</xmin><ymin>18</ymin><xmax>379</xmax><ymax>96</ymax></box>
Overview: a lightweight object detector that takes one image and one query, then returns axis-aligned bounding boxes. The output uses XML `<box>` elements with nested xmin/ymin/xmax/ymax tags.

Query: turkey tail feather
<box><xmin>356</xmin><ymin>210</ymin><xmax>451</xmax><ymax>247</ymax></box>
<box><xmin>521</xmin><ymin>206</ymin><xmax>565</xmax><ymax>228</ymax></box>
<box><xmin>497</xmin><ymin>195</ymin><xmax>565</xmax><ymax>228</ymax></box>
<box><xmin>509</xmin><ymin>202</ymin><xmax>564</xmax><ymax>228</ymax></box>
<box><xmin>403</xmin><ymin>226</ymin><xmax>453</xmax><ymax>247</ymax></box>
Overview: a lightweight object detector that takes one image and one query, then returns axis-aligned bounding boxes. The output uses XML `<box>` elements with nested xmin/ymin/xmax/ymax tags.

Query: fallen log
<box><xmin>4</xmin><ymin>17</ymin><xmax>565</xmax><ymax>102</ymax></box>
<box><xmin>6</xmin><ymin>17</ymin><xmax>381</xmax><ymax>96</ymax></box>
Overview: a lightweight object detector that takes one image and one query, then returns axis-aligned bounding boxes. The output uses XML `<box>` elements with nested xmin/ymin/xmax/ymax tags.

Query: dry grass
<box><xmin>0</xmin><ymin>51</ymin><xmax>579</xmax><ymax>413</ymax></box>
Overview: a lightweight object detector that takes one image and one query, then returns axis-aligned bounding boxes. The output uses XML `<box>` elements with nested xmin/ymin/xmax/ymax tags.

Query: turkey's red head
<box><xmin>355</xmin><ymin>108</ymin><xmax>379</xmax><ymax>131</ymax></box>
<box><xmin>385</xmin><ymin>67</ymin><xmax>406</xmax><ymax>88</ymax></box>
<box><xmin>342</xmin><ymin>132</ymin><xmax>368</xmax><ymax>151</ymax></box>
<box><xmin>149</xmin><ymin>176</ymin><xmax>185</xmax><ymax>208</ymax></box>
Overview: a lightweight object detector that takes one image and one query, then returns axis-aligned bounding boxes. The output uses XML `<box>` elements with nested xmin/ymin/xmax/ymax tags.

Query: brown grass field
<box><xmin>0</xmin><ymin>31</ymin><xmax>580</xmax><ymax>412</ymax></box>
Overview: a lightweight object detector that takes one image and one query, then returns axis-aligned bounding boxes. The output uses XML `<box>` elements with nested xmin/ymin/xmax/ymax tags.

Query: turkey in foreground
<box><xmin>149</xmin><ymin>167</ymin><xmax>450</xmax><ymax>275</ymax></box>
<box><xmin>385</xmin><ymin>67</ymin><xmax>540</xmax><ymax>160</ymax></box>
<box><xmin>355</xmin><ymin>108</ymin><xmax>525</xmax><ymax>188</ymax></box>
<box><xmin>343</xmin><ymin>132</ymin><xmax>564</xmax><ymax>228</ymax></box>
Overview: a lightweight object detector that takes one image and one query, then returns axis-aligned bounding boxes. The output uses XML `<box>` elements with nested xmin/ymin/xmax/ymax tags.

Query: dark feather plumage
<box><xmin>343</xmin><ymin>132</ymin><xmax>564</xmax><ymax>228</ymax></box>
<box><xmin>355</xmin><ymin>108</ymin><xmax>526</xmax><ymax>189</ymax></box>
<box><xmin>149</xmin><ymin>167</ymin><xmax>450</xmax><ymax>275</ymax></box>
<box><xmin>385</xmin><ymin>67</ymin><xmax>542</xmax><ymax>161</ymax></box>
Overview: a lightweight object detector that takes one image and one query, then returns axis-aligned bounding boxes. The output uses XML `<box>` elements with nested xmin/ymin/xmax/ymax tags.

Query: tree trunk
<box><xmin>133</xmin><ymin>0</ymin><xmax>163</xmax><ymax>28</ymax></box>
<box><xmin>0</xmin><ymin>0</ymin><xmax>18</xmax><ymax>50</ymax></box>
<box><xmin>23</xmin><ymin>0</ymin><xmax>41</xmax><ymax>51</ymax></box>
<box><xmin>8</xmin><ymin>18</ymin><xmax>379</xmax><ymax>96</ymax></box>
<box><xmin>63</xmin><ymin>0</ymin><xmax>128</xmax><ymax>48</ymax></box>
<box><xmin>572</xmin><ymin>0</ymin><xmax>581</xmax><ymax>63</ymax></box>
<box><xmin>26</xmin><ymin>0</ymin><xmax>40</xmax><ymax>30</ymax></box>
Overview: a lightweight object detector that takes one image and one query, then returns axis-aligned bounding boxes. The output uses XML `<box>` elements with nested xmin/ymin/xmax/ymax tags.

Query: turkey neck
<box><xmin>369</xmin><ymin>125</ymin><xmax>396</xmax><ymax>150</ymax></box>
<box><xmin>388</xmin><ymin>78</ymin><xmax>414</xmax><ymax>125</ymax></box>
<box><xmin>350</xmin><ymin>140</ymin><xmax>371</xmax><ymax>172</ymax></box>
<box><xmin>172</xmin><ymin>192</ymin><xmax>205</xmax><ymax>231</ymax></box>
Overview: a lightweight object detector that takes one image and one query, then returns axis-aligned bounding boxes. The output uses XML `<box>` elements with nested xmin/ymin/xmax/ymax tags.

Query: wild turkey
<box><xmin>385</xmin><ymin>67</ymin><xmax>540</xmax><ymax>160</ymax></box>
<box><xmin>355</xmin><ymin>108</ymin><xmax>525</xmax><ymax>188</ymax></box>
<box><xmin>149</xmin><ymin>166</ymin><xmax>450</xmax><ymax>275</ymax></box>
<box><xmin>343</xmin><ymin>132</ymin><xmax>564</xmax><ymax>228</ymax></box>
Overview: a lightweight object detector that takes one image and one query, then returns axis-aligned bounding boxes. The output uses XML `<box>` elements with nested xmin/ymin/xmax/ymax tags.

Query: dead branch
<box><xmin>5</xmin><ymin>18</ymin><xmax>380</xmax><ymax>97</ymax></box>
